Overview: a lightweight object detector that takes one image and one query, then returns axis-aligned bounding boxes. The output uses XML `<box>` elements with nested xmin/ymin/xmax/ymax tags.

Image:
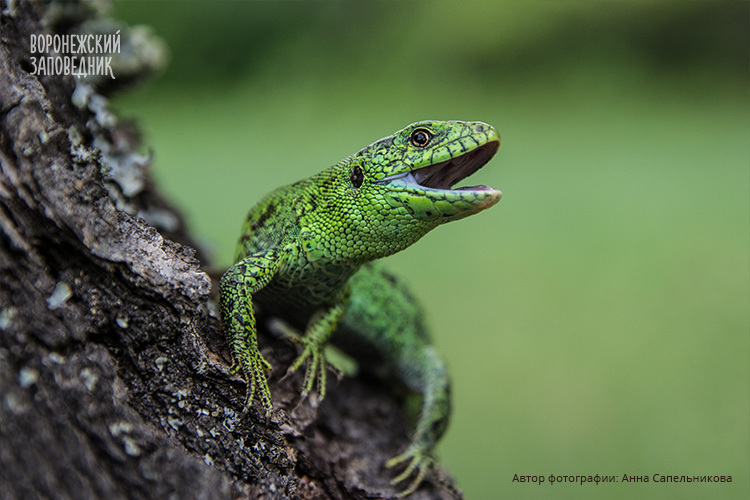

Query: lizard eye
<box><xmin>410</xmin><ymin>128</ymin><xmax>431</xmax><ymax>147</ymax></box>
<box><xmin>350</xmin><ymin>165</ymin><xmax>364</xmax><ymax>188</ymax></box>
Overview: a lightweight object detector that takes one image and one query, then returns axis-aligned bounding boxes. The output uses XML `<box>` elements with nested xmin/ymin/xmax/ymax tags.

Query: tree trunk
<box><xmin>0</xmin><ymin>2</ymin><xmax>461</xmax><ymax>499</ymax></box>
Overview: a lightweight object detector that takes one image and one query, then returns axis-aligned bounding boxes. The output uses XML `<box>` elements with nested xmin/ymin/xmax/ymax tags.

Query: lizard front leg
<box><xmin>219</xmin><ymin>252</ymin><xmax>280</xmax><ymax>414</ymax></box>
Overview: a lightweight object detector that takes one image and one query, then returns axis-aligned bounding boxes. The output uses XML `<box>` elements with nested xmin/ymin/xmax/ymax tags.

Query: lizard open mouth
<box><xmin>412</xmin><ymin>141</ymin><xmax>499</xmax><ymax>191</ymax></box>
<box><xmin>377</xmin><ymin>140</ymin><xmax>500</xmax><ymax>194</ymax></box>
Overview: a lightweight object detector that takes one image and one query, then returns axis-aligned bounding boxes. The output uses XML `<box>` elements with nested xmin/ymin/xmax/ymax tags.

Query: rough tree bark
<box><xmin>0</xmin><ymin>2</ymin><xmax>462</xmax><ymax>499</ymax></box>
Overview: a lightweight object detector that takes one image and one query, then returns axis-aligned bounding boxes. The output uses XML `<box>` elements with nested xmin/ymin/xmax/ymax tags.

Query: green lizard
<box><xmin>220</xmin><ymin>120</ymin><xmax>501</xmax><ymax>496</ymax></box>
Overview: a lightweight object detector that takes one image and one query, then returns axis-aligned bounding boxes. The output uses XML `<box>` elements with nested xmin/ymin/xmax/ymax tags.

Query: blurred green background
<box><xmin>112</xmin><ymin>1</ymin><xmax>749</xmax><ymax>498</ymax></box>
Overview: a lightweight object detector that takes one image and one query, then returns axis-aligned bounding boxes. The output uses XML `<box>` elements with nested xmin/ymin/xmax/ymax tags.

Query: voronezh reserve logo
<box><xmin>29</xmin><ymin>31</ymin><xmax>120</xmax><ymax>79</ymax></box>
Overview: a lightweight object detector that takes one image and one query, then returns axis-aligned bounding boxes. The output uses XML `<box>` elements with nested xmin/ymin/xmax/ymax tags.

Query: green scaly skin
<box><xmin>220</xmin><ymin>120</ymin><xmax>501</xmax><ymax>496</ymax></box>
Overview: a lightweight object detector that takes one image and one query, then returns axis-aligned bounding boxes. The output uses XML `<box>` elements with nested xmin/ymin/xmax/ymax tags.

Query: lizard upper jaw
<box><xmin>378</xmin><ymin>140</ymin><xmax>501</xmax><ymax>194</ymax></box>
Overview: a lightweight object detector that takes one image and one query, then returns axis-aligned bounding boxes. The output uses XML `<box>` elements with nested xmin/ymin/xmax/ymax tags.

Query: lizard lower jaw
<box><xmin>380</xmin><ymin>169</ymin><xmax>502</xmax><ymax>199</ymax></box>
<box><xmin>379</xmin><ymin>172</ymin><xmax>502</xmax><ymax>221</ymax></box>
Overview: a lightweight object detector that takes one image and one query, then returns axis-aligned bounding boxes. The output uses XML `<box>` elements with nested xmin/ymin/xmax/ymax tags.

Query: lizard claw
<box><xmin>232</xmin><ymin>343</ymin><xmax>273</xmax><ymax>416</ymax></box>
<box><xmin>386</xmin><ymin>445</ymin><xmax>435</xmax><ymax>497</ymax></box>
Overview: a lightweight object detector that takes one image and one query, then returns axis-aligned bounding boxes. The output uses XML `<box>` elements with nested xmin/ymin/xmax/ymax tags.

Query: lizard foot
<box><xmin>386</xmin><ymin>445</ymin><xmax>435</xmax><ymax>498</ymax></box>
<box><xmin>268</xmin><ymin>318</ymin><xmax>339</xmax><ymax>401</ymax></box>
<box><xmin>286</xmin><ymin>336</ymin><xmax>331</xmax><ymax>399</ymax></box>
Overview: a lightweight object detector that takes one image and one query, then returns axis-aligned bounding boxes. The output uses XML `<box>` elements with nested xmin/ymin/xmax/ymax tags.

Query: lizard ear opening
<box><xmin>350</xmin><ymin>165</ymin><xmax>364</xmax><ymax>188</ymax></box>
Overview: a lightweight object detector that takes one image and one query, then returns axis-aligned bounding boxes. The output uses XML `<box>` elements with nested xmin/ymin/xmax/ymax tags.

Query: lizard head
<box><xmin>317</xmin><ymin>120</ymin><xmax>502</xmax><ymax>261</ymax></box>
<box><xmin>359</xmin><ymin>120</ymin><xmax>501</xmax><ymax>220</ymax></box>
